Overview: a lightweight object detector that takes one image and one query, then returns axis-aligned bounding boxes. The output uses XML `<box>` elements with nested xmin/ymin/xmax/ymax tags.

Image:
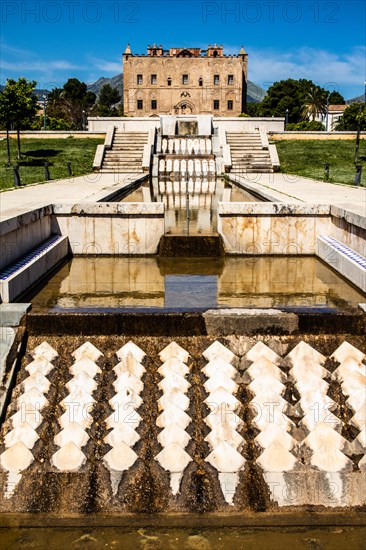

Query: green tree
<box><xmin>0</xmin><ymin>78</ymin><xmax>38</xmax><ymax>160</ymax></box>
<box><xmin>91</xmin><ymin>84</ymin><xmax>121</xmax><ymax>117</ymax></box>
<box><xmin>335</xmin><ymin>103</ymin><xmax>366</xmax><ymax>131</ymax></box>
<box><xmin>252</xmin><ymin>79</ymin><xmax>327</xmax><ymax>123</ymax></box>
<box><xmin>301</xmin><ymin>86</ymin><xmax>328</xmax><ymax>120</ymax></box>
<box><xmin>0</xmin><ymin>89</ymin><xmax>13</xmax><ymax>164</ymax></box>
<box><xmin>52</xmin><ymin>78</ymin><xmax>96</xmax><ymax>129</ymax></box>
<box><xmin>328</xmin><ymin>91</ymin><xmax>345</xmax><ymax>105</ymax></box>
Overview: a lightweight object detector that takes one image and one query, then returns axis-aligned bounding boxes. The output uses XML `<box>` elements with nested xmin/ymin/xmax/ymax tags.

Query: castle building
<box><xmin>123</xmin><ymin>44</ymin><xmax>248</xmax><ymax>117</ymax></box>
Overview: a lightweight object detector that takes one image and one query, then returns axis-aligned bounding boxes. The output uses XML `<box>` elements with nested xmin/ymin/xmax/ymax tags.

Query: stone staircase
<box><xmin>226</xmin><ymin>132</ymin><xmax>274</xmax><ymax>173</ymax></box>
<box><xmin>99</xmin><ymin>130</ymin><xmax>148</xmax><ymax>173</ymax></box>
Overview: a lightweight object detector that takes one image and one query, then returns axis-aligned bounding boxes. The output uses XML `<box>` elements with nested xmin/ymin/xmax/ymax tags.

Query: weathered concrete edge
<box><xmin>0</xmin><ymin>511</ymin><xmax>364</xmax><ymax>528</ymax></box>
<box><xmin>218</xmin><ymin>202</ymin><xmax>331</xmax><ymax>216</ymax></box>
<box><xmin>52</xmin><ymin>201</ymin><xmax>164</xmax><ymax>216</ymax></box>
<box><xmin>203</xmin><ymin>309</ymin><xmax>299</xmax><ymax>336</ymax></box>
<box><xmin>331</xmin><ymin>205</ymin><xmax>366</xmax><ymax>232</ymax></box>
<box><xmin>26</xmin><ymin>310</ymin><xmax>366</xmax><ymax>336</ymax></box>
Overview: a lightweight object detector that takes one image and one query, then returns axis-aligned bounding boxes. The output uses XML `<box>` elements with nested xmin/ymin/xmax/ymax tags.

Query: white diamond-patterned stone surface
<box><xmin>0</xmin><ymin>342</ymin><xmax>58</xmax><ymax>498</ymax></box>
<box><xmin>0</xmin><ymin>338</ymin><xmax>365</xmax><ymax>511</ymax></box>
<box><xmin>51</xmin><ymin>342</ymin><xmax>102</xmax><ymax>473</ymax></box>
<box><xmin>203</xmin><ymin>341</ymin><xmax>244</xmax><ymax>504</ymax></box>
<box><xmin>103</xmin><ymin>342</ymin><xmax>146</xmax><ymax>495</ymax></box>
<box><xmin>155</xmin><ymin>342</ymin><xmax>192</xmax><ymax>496</ymax></box>
<box><xmin>288</xmin><ymin>341</ymin><xmax>354</xmax><ymax>506</ymax></box>
<box><xmin>245</xmin><ymin>343</ymin><xmax>298</xmax><ymax>506</ymax></box>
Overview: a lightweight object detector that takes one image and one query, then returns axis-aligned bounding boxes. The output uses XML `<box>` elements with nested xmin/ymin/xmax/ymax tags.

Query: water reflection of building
<box><xmin>123</xmin><ymin>44</ymin><xmax>248</xmax><ymax>117</ymax></box>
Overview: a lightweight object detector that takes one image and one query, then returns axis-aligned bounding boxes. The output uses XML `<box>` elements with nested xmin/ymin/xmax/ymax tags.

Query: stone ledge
<box><xmin>218</xmin><ymin>202</ymin><xmax>330</xmax><ymax>216</ymax></box>
<box><xmin>203</xmin><ymin>308</ymin><xmax>298</xmax><ymax>335</ymax></box>
<box><xmin>0</xmin><ymin>303</ymin><xmax>31</xmax><ymax>327</ymax></box>
<box><xmin>53</xmin><ymin>202</ymin><xmax>164</xmax><ymax>216</ymax></box>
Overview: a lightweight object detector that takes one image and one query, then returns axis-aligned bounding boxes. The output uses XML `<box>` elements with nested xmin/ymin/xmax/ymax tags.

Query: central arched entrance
<box><xmin>174</xmin><ymin>101</ymin><xmax>195</xmax><ymax>115</ymax></box>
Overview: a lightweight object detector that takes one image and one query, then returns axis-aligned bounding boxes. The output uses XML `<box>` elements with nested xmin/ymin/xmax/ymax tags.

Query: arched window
<box><xmin>198</xmin><ymin>78</ymin><xmax>203</xmax><ymax>87</ymax></box>
<box><xmin>213</xmin><ymin>50</ymin><xmax>218</xmax><ymax>57</ymax></box>
<box><xmin>167</xmin><ymin>77</ymin><xmax>172</xmax><ymax>86</ymax></box>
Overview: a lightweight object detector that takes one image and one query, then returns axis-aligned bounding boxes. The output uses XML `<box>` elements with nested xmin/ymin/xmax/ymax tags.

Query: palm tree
<box><xmin>302</xmin><ymin>86</ymin><xmax>328</xmax><ymax>121</ymax></box>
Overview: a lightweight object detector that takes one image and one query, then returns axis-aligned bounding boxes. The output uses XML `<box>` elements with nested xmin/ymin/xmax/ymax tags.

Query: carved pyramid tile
<box><xmin>156</xmin><ymin>405</ymin><xmax>191</xmax><ymax>430</ymax></box>
<box><xmin>204</xmin><ymin>388</ymin><xmax>240</xmax><ymax>412</ymax></box>
<box><xmin>103</xmin><ymin>442</ymin><xmax>138</xmax><ymax>472</ymax></box>
<box><xmin>204</xmin><ymin>373</ymin><xmax>238</xmax><ymax>394</ymax></box>
<box><xmin>331</xmin><ymin>341</ymin><xmax>365</xmax><ymax>364</ymax></box>
<box><xmin>51</xmin><ymin>441</ymin><xmax>87</xmax><ymax>472</ymax></box>
<box><xmin>158</xmin><ymin>375</ymin><xmax>190</xmax><ymax>394</ymax></box>
<box><xmin>158</xmin><ymin>391</ymin><xmax>190</xmax><ymax>412</ymax></box>
<box><xmin>158</xmin><ymin>424</ymin><xmax>191</xmax><ymax>448</ymax></box>
<box><xmin>54</xmin><ymin>424</ymin><xmax>89</xmax><ymax>448</ymax></box>
<box><xmin>72</xmin><ymin>342</ymin><xmax>103</xmax><ymax>363</ymax></box>
<box><xmin>158</xmin><ymin>359</ymin><xmax>190</xmax><ymax>378</ymax></box>
<box><xmin>0</xmin><ymin>441</ymin><xmax>34</xmax><ymax>473</ymax></box>
<box><xmin>205</xmin><ymin>424</ymin><xmax>244</xmax><ymax>450</ymax></box>
<box><xmin>333</xmin><ymin>356</ymin><xmax>366</xmax><ymax>382</ymax></box>
<box><xmin>245</xmin><ymin>342</ymin><xmax>280</xmax><ymax>364</ymax></box>
<box><xmin>109</xmin><ymin>389</ymin><xmax>143</xmax><ymax>410</ymax></box>
<box><xmin>4</xmin><ymin>424</ymin><xmax>39</xmax><ymax>449</ymax></box>
<box><xmin>114</xmin><ymin>357</ymin><xmax>146</xmax><ymax>379</ymax></box>
<box><xmin>202</xmin><ymin>357</ymin><xmax>237</xmax><ymax>380</ymax></box>
<box><xmin>255</xmin><ymin>424</ymin><xmax>296</xmax><ymax>451</ymax></box>
<box><xmin>203</xmin><ymin>341</ymin><xmax>236</xmax><ymax>364</ymax></box>
<box><xmin>246</xmin><ymin>356</ymin><xmax>285</xmax><ymax>382</ymax></box>
<box><xmin>16</xmin><ymin>388</ymin><xmax>48</xmax><ymax>411</ymax></box>
<box><xmin>287</xmin><ymin>342</ymin><xmax>325</xmax><ymax>365</ymax></box>
<box><xmin>21</xmin><ymin>373</ymin><xmax>51</xmax><ymax>395</ymax></box>
<box><xmin>206</xmin><ymin>441</ymin><xmax>245</xmax><ymax>473</ymax></box>
<box><xmin>25</xmin><ymin>357</ymin><xmax>54</xmax><ymax>377</ymax></box>
<box><xmin>257</xmin><ymin>442</ymin><xmax>297</xmax><ymax>472</ymax></box>
<box><xmin>65</xmin><ymin>372</ymin><xmax>98</xmax><ymax>395</ymax></box>
<box><xmin>159</xmin><ymin>342</ymin><xmax>189</xmax><ymax>364</ymax></box>
<box><xmin>116</xmin><ymin>342</ymin><xmax>146</xmax><ymax>363</ymax></box>
<box><xmin>113</xmin><ymin>372</ymin><xmax>144</xmax><ymax>395</ymax></box>
<box><xmin>70</xmin><ymin>358</ymin><xmax>102</xmax><ymax>378</ymax></box>
<box><xmin>10</xmin><ymin>409</ymin><xmax>43</xmax><ymax>430</ymax></box>
<box><xmin>30</xmin><ymin>342</ymin><xmax>58</xmax><ymax>362</ymax></box>
<box><xmin>105</xmin><ymin>426</ymin><xmax>140</xmax><ymax>448</ymax></box>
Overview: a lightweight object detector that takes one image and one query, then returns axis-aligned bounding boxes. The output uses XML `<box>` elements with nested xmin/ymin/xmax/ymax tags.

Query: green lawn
<box><xmin>274</xmin><ymin>139</ymin><xmax>366</xmax><ymax>186</ymax></box>
<box><xmin>0</xmin><ymin>138</ymin><xmax>104</xmax><ymax>190</ymax></box>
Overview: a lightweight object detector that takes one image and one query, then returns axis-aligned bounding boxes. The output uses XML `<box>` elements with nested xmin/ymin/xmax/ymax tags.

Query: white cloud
<box><xmin>86</xmin><ymin>55</ymin><xmax>122</xmax><ymax>73</ymax></box>
<box><xmin>246</xmin><ymin>46</ymin><xmax>365</xmax><ymax>92</ymax></box>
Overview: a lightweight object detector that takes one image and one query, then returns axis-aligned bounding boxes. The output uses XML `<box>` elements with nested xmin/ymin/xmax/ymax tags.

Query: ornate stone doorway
<box><xmin>174</xmin><ymin>101</ymin><xmax>195</xmax><ymax>115</ymax></box>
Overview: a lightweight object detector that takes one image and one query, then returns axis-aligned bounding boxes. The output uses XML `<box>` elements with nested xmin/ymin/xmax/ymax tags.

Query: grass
<box><xmin>274</xmin><ymin>139</ymin><xmax>366</xmax><ymax>186</ymax></box>
<box><xmin>0</xmin><ymin>137</ymin><xmax>104</xmax><ymax>190</ymax></box>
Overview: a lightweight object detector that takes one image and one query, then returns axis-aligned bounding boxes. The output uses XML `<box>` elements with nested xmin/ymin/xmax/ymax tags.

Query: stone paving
<box><xmin>0</xmin><ymin>337</ymin><xmax>365</xmax><ymax>512</ymax></box>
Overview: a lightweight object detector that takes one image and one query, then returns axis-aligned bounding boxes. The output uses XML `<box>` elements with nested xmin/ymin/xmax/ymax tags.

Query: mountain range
<box><xmin>86</xmin><ymin>74</ymin><xmax>266</xmax><ymax>103</ymax></box>
<box><xmin>1</xmin><ymin>78</ymin><xmax>363</xmax><ymax>105</ymax></box>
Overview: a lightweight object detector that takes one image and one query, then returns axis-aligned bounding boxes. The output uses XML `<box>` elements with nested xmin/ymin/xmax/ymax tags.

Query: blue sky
<box><xmin>1</xmin><ymin>0</ymin><xmax>365</xmax><ymax>99</ymax></box>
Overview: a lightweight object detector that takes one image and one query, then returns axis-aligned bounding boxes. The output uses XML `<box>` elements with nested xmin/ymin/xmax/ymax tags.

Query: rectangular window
<box><xmin>137</xmin><ymin>99</ymin><xmax>143</xmax><ymax>110</ymax></box>
<box><xmin>182</xmin><ymin>74</ymin><xmax>188</xmax><ymax>85</ymax></box>
<box><xmin>228</xmin><ymin>74</ymin><xmax>234</xmax><ymax>85</ymax></box>
<box><xmin>151</xmin><ymin>100</ymin><xmax>157</xmax><ymax>110</ymax></box>
<box><xmin>199</xmin><ymin>78</ymin><xmax>203</xmax><ymax>86</ymax></box>
<box><xmin>137</xmin><ymin>74</ymin><xmax>143</xmax><ymax>85</ymax></box>
<box><xmin>151</xmin><ymin>74</ymin><xmax>157</xmax><ymax>84</ymax></box>
<box><xmin>227</xmin><ymin>100</ymin><xmax>233</xmax><ymax>110</ymax></box>
<box><xmin>167</xmin><ymin>78</ymin><xmax>172</xmax><ymax>86</ymax></box>
<box><xmin>214</xmin><ymin>100</ymin><xmax>220</xmax><ymax>110</ymax></box>
<box><xmin>214</xmin><ymin>74</ymin><xmax>219</xmax><ymax>85</ymax></box>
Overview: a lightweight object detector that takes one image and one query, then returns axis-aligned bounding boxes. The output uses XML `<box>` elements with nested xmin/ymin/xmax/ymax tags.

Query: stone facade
<box><xmin>123</xmin><ymin>44</ymin><xmax>248</xmax><ymax>117</ymax></box>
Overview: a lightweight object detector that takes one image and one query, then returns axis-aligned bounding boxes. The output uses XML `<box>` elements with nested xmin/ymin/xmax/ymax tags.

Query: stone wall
<box><xmin>270</xmin><ymin>131</ymin><xmax>366</xmax><ymax>140</ymax></box>
<box><xmin>123</xmin><ymin>53</ymin><xmax>247</xmax><ymax>116</ymax></box>
<box><xmin>0</xmin><ymin>207</ymin><xmax>54</xmax><ymax>270</ymax></box>
<box><xmin>217</xmin><ymin>203</ymin><xmax>332</xmax><ymax>255</ymax></box>
<box><xmin>52</xmin><ymin>203</ymin><xmax>165</xmax><ymax>255</ymax></box>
